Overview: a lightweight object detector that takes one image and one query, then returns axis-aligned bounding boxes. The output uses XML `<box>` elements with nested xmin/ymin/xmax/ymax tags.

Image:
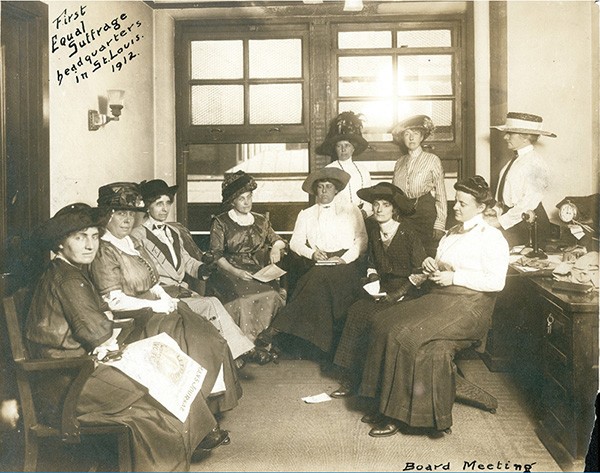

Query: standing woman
<box><xmin>26</xmin><ymin>203</ymin><xmax>232</xmax><ymax>471</ymax></box>
<box><xmin>330</xmin><ymin>182</ymin><xmax>427</xmax><ymax>398</ymax></box>
<box><xmin>391</xmin><ymin>115</ymin><xmax>447</xmax><ymax>256</ymax></box>
<box><xmin>358</xmin><ymin>176</ymin><xmax>508</xmax><ymax>437</ymax></box>
<box><xmin>207</xmin><ymin>171</ymin><xmax>286</xmax><ymax>344</ymax></box>
<box><xmin>131</xmin><ymin>179</ymin><xmax>256</xmax><ymax>363</ymax></box>
<box><xmin>320</xmin><ymin>111</ymin><xmax>373</xmax><ymax>217</ymax></box>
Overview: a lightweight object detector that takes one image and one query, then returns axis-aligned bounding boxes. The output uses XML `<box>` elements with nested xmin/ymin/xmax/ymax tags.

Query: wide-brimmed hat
<box><xmin>316</xmin><ymin>111</ymin><xmax>369</xmax><ymax>158</ymax></box>
<box><xmin>357</xmin><ymin>182</ymin><xmax>416</xmax><ymax>216</ymax></box>
<box><xmin>301</xmin><ymin>167</ymin><xmax>350</xmax><ymax>195</ymax></box>
<box><xmin>490</xmin><ymin>112</ymin><xmax>556</xmax><ymax>137</ymax></box>
<box><xmin>97</xmin><ymin>182</ymin><xmax>145</xmax><ymax>212</ymax></box>
<box><xmin>140</xmin><ymin>179</ymin><xmax>179</xmax><ymax>205</ymax></box>
<box><xmin>390</xmin><ymin>115</ymin><xmax>435</xmax><ymax>143</ymax></box>
<box><xmin>222</xmin><ymin>171</ymin><xmax>258</xmax><ymax>205</ymax></box>
<box><xmin>36</xmin><ymin>203</ymin><xmax>99</xmax><ymax>250</ymax></box>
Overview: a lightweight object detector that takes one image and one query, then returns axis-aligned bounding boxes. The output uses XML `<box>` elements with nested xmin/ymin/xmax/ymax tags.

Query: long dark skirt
<box><xmin>207</xmin><ymin>268</ymin><xmax>284</xmax><ymax>342</ymax></box>
<box><xmin>333</xmin><ymin>296</ymin><xmax>395</xmax><ymax>376</ymax></box>
<box><xmin>359</xmin><ymin>286</ymin><xmax>496</xmax><ymax>430</ymax></box>
<box><xmin>77</xmin><ymin>365</ymin><xmax>214</xmax><ymax>472</ymax></box>
<box><xmin>271</xmin><ymin>261</ymin><xmax>362</xmax><ymax>353</ymax></box>
<box><xmin>406</xmin><ymin>193</ymin><xmax>438</xmax><ymax>257</ymax></box>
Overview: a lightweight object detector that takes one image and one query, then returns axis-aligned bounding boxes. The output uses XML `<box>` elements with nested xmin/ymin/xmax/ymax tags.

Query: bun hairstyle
<box><xmin>454</xmin><ymin>175</ymin><xmax>496</xmax><ymax>208</ymax></box>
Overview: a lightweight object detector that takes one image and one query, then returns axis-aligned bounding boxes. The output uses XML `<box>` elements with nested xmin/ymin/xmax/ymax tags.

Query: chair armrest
<box><xmin>17</xmin><ymin>356</ymin><xmax>95</xmax><ymax>441</ymax></box>
<box><xmin>16</xmin><ymin>356</ymin><xmax>94</xmax><ymax>372</ymax></box>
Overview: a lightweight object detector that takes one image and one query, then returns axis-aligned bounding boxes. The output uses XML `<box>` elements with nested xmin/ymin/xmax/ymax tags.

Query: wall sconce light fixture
<box><xmin>343</xmin><ymin>0</ymin><xmax>364</xmax><ymax>11</ymax></box>
<box><xmin>88</xmin><ymin>89</ymin><xmax>125</xmax><ymax>131</ymax></box>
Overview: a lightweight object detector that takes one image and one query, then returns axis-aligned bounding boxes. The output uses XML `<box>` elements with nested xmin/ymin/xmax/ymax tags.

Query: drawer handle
<box><xmin>546</xmin><ymin>314</ymin><xmax>555</xmax><ymax>335</ymax></box>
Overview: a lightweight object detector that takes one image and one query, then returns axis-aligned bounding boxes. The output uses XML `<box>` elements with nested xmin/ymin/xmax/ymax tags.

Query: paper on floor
<box><xmin>302</xmin><ymin>393</ymin><xmax>332</xmax><ymax>403</ymax></box>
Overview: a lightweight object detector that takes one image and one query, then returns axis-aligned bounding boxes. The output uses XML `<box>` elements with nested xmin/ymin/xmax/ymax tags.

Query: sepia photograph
<box><xmin>0</xmin><ymin>0</ymin><xmax>598</xmax><ymax>471</ymax></box>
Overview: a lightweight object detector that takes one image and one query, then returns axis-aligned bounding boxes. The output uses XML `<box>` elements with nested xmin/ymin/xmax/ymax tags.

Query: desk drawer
<box><xmin>541</xmin><ymin>376</ymin><xmax>576</xmax><ymax>454</ymax></box>
<box><xmin>543</xmin><ymin>342</ymin><xmax>571</xmax><ymax>389</ymax></box>
<box><xmin>541</xmin><ymin>301</ymin><xmax>571</xmax><ymax>356</ymax></box>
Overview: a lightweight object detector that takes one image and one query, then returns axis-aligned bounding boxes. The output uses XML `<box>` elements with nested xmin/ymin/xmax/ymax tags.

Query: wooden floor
<box><xmin>0</xmin><ymin>356</ymin><xmax>580</xmax><ymax>472</ymax></box>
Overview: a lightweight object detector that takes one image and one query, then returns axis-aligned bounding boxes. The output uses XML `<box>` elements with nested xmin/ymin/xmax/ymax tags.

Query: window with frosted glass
<box><xmin>191</xmin><ymin>40</ymin><xmax>243</xmax><ymax>79</ymax></box>
<box><xmin>396</xmin><ymin>29</ymin><xmax>452</xmax><ymax>48</ymax></box>
<box><xmin>338</xmin><ymin>31</ymin><xmax>391</xmax><ymax>49</ymax></box>
<box><xmin>249</xmin><ymin>84</ymin><xmax>303</xmax><ymax>124</ymax></box>
<box><xmin>338</xmin><ymin>56</ymin><xmax>393</xmax><ymax>97</ymax></box>
<box><xmin>397</xmin><ymin>55</ymin><xmax>452</xmax><ymax>96</ymax></box>
<box><xmin>249</xmin><ymin>39</ymin><xmax>302</xmax><ymax>78</ymax></box>
<box><xmin>191</xmin><ymin>85</ymin><xmax>244</xmax><ymax>125</ymax></box>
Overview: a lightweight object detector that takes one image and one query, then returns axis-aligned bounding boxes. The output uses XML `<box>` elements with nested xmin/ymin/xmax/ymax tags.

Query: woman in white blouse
<box><xmin>257</xmin><ymin>167</ymin><xmax>368</xmax><ymax>356</ymax></box>
<box><xmin>357</xmin><ymin>176</ymin><xmax>509</xmax><ymax>438</ymax></box>
<box><xmin>319</xmin><ymin>111</ymin><xmax>372</xmax><ymax>217</ymax></box>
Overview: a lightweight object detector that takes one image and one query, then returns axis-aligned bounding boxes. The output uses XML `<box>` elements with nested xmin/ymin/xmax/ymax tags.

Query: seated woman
<box><xmin>258</xmin><ymin>168</ymin><xmax>367</xmax><ymax>357</ymax></box>
<box><xmin>25</xmin><ymin>203</ymin><xmax>233</xmax><ymax>471</ymax></box>
<box><xmin>206</xmin><ymin>171</ymin><xmax>286</xmax><ymax>348</ymax></box>
<box><xmin>356</xmin><ymin>176</ymin><xmax>509</xmax><ymax>437</ymax></box>
<box><xmin>131</xmin><ymin>179</ymin><xmax>258</xmax><ymax>364</ymax></box>
<box><xmin>89</xmin><ymin>183</ymin><xmax>241</xmax><ymax>433</ymax></box>
<box><xmin>330</xmin><ymin>182</ymin><xmax>427</xmax><ymax>398</ymax></box>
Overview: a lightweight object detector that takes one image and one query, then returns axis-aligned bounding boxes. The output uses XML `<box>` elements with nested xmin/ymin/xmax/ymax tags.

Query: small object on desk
<box><xmin>552</xmin><ymin>280</ymin><xmax>594</xmax><ymax>294</ymax></box>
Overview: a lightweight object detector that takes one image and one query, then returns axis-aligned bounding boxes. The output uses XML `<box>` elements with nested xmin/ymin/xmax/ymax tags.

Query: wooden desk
<box><xmin>484</xmin><ymin>267</ymin><xmax>598</xmax><ymax>470</ymax></box>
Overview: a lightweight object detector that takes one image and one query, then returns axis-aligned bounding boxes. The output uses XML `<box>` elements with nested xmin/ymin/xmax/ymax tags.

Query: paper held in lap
<box><xmin>363</xmin><ymin>280</ymin><xmax>386</xmax><ymax>299</ymax></box>
<box><xmin>104</xmin><ymin>332</ymin><xmax>207</xmax><ymax>422</ymax></box>
<box><xmin>252</xmin><ymin>263</ymin><xmax>287</xmax><ymax>283</ymax></box>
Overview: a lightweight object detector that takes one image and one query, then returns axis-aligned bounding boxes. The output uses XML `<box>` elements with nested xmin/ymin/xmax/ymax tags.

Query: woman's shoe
<box><xmin>369</xmin><ymin>420</ymin><xmax>400</xmax><ymax>437</ymax></box>
<box><xmin>196</xmin><ymin>427</ymin><xmax>230</xmax><ymax>450</ymax></box>
<box><xmin>330</xmin><ymin>382</ymin><xmax>355</xmax><ymax>398</ymax></box>
<box><xmin>234</xmin><ymin>357</ymin><xmax>246</xmax><ymax>370</ymax></box>
<box><xmin>246</xmin><ymin>347</ymin><xmax>273</xmax><ymax>365</ymax></box>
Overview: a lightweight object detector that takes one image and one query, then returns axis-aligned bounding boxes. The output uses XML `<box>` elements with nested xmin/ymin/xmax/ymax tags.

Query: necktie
<box><xmin>497</xmin><ymin>151</ymin><xmax>518</xmax><ymax>207</ymax></box>
<box><xmin>153</xmin><ymin>224</ymin><xmax>166</xmax><ymax>232</ymax></box>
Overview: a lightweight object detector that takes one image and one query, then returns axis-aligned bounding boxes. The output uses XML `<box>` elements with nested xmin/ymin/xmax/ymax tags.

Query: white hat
<box><xmin>491</xmin><ymin>112</ymin><xmax>556</xmax><ymax>137</ymax></box>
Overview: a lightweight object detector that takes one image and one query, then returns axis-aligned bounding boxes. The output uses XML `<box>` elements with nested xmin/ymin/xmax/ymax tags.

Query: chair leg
<box><xmin>22</xmin><ymin>432</ymin><xmax>39</xmax><ymax>472</ymax></box>
<box><xmin>455</xmin><ymin>372</ymin><xmax>498</xmax><ymax>413</ymax></box>
<box><xmin>116</xmin><ymin>429</ymin><xmax>132</xmax><ymax>472</ymax></box>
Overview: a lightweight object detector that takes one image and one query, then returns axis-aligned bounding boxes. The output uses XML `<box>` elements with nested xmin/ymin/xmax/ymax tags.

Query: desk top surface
<box><xmin>509</xmin><ymin>256</ymin><xmax>598</xmax><ymax>312</ymax></box>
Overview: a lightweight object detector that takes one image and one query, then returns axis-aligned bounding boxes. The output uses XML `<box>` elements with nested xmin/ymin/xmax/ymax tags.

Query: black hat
<box><xmin>221</xmin><ymin>171</ymin><xmax>258</xmax><ymax>205</ymax></box>
<box><xmin>356</xmin><ymin>182</ymin><xmax>416</xmax><ymax>216</ymax></box>
<box><xmin>97</xmin><ymin>182</ymin><xmax>145</xmax><ymax>212</ymax></box>
<box><xmin>301</xmin><ymin>167</ymin><xmax>350</xmax><ymax>195</ymax></box>
<box><xmin>140</xmin><ymin>179</ymin><xmax>179</xmax><ymax>205</ymax></box>
<box><xmin>36</xmin><ymin>203</ymin><xmax>99</xmax><ymax>250</ymax></box>
<box><xmin>390</xmin><ymin>115</ymin><xmax>435</xmax><ymax>143</ymax></box>
<box><xmin>316</xmin><ymin>111</ymin><xmax>369</xmax><ymax>158</ymax></box>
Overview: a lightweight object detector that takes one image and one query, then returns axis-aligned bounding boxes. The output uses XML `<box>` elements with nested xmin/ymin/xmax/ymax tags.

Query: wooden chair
<box><xmin>2</xmin><ymin>288</ymin><xmax>133</xmax><ymax>472</ymax></box>
<box><xmin>454</xmin><ymin>295</ymin><xmax>499</xmax><ymax>415</ymax></box>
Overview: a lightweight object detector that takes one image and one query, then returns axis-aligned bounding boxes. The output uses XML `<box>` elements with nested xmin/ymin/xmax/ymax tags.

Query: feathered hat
<box><xmin>316</xmin><ymin>111</ymin><xmax>369</xmax><ymax>158</ymax></box>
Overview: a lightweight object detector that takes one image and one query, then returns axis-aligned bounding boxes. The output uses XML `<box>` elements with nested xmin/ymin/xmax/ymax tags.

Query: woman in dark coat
<box><xmin>330</xmin><ymin>182</ymin><xmax>427</xmax><ymax>398</ymax></box>
<box><xmin>207</xmin><ymin>171</ymin><xmax>286</xmax><ymax>354</ymax></box>
<box><xmin>358</xmin><ymin>176</ymin><xmax>509</xmax><ymax>437</ymax></box>
<box><xmin>26</xmin><ymin>203</ymin><xmax>234</xmax><ymax>471</ymax></box>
